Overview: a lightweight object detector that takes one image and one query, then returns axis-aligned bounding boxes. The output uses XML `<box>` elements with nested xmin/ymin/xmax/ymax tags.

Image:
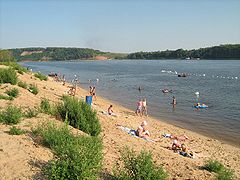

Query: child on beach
<box><xmin>135</xmin><ymin>99</ymin><xmax>143</xmax><ymax>116</ymax></box>
<box><xmin>108</xmin><ymin>105</ymin><xmax>117</xmax><ymax>117</ymax></box>
<box><xmin>90</xmin><ymin>86</ymin><xmax>97</xmax><ymax>101</ymax></box>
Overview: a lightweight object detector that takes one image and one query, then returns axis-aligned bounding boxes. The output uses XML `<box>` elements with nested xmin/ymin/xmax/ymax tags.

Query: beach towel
<box><xmin>117</xmin><ymin>126</ymin><xmax>155</xmax><ymax>142</ymax></box>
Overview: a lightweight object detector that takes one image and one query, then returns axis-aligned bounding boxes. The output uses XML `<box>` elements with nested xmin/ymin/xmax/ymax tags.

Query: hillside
<box><xmin>8</xmin><ymin>47</ymin><xmax>126</xmax><ymax>61</ymax></box>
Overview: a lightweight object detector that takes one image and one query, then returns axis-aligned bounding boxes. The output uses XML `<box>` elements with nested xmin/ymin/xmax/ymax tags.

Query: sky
<box><xmin>0</xmin><ymin>0</ymin><xmax>240</xmax><ymax>53</ymax></box>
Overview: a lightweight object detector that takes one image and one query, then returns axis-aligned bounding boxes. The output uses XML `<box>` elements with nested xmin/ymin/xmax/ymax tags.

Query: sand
<box><xmin>0</xmin><ymin>67</ymin><xmax>239</xmax><ymax>179</ymax></box>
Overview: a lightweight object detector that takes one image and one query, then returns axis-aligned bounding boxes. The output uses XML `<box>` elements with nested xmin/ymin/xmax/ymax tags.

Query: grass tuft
<box><xmin>18</xmin><ymin>81</ymin><xmax>28</xmax><ymax>89</ymax></box>
<box><xmin>0</xmin><ymin>94</ymin><xmax>13</xmax><ymax>100</ymax></box>
<box><xmin>0</xmin><ymin>68</ymin><xmax>18</xmax><ymax>85</ymax></box>
<box><xmin>203</xmin><ymin>160</ymin><xmax>234</xmax><ymax>180</ymax></box>
<box><xmin>9</xmin><ymin>126</ymin><xmax>25</xmax><ymax>135</ymax></box>
<box><xmin>24</xmin><ymin>108</ymin><xmax>38</xmax><ymax>118</ymax></box>
<box><xmin>5</xmin><ymin>88</ymin><xmax>19</xmax><ymax>98</ymax></box>
<box><xmin>28</xmin><ymin>84</ymin><xmax>39</xmax><ymax>95</ymax></box>
<box><xmin>40</xmin><ymin>98</ymin><xmax>51</xmax><ymax>114</ymax></box>
<box><xmin>113</xmin><ymin>148</ymin><xmax>168</xmax><ymax>180</ymax></box>
<box><xmin>34</xmin><ymin>72</ymin><xmax>48</xmax><ymax>81</ymax></box>
<box><xmin>0</xmin><ymin>105</ymin><xmax>22</xmax><ymax>124</ymax></box>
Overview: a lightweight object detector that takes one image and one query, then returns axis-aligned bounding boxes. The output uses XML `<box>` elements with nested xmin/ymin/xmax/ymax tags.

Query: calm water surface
<box><xmin>21</xmin><ymin>60</ymin><xmax>240</xmax><ymax>146</ymax></box>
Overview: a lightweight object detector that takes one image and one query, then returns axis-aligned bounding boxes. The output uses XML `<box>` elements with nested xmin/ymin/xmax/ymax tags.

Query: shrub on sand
<box><xmin>0</xmin><ymin>105</ymin><xmax>22</xmax><ymax>124</ymax></box>
<box><xmin>203</xmin><ymin>160</ymin><xmax>224</xmax><ymax>173</ymax></box>
<box><xmin>18</xmin><ymin>81</ymin><xmax>28</xmax><ymax>89</ymax></box>
<box><xmin>40</xmin><ymin>98</ymin><xmax>51</xmax><ymax>113</ymax></box>
<box><xmin>0</xmin><ymin>62</ymin><xmax>28</xmax><ymax>73</ymax></box>
<box><xmin>216</xmin><ymin>168</ymin><xmax>234</xmax><ymax>180</ymax></box>
<box><xmin>9</xmin><ymin>126</ymin><xmax>25</xmax><ymax>135</ymax></box>
<box><xmin>113</xmin><ymin>148</ymin><xmax>168</xmax><ymax>180</ymax></box>
<box><xmin>34</xmin><ymin>72</ymin><xmax>48</xmax><ymax>81</ymax></box>
<box><xmin>203</xmin><ymin>160</ymin><xmax>234</xmax><ymax>180</ymax></box>
<box><xmin>5</xmin><ymin>88</ymin><xmax>19</xmax><ymax>98</ymax></box>
<box><xmin>0</xmin><ymin>68</ymin><xmax>18</xmax><ymax>85</ymax></box>
<box><xmin>24</xmin><ymin>108</ymin><xmax>38</xmax><ymax>118</ymax></box>
<box><xmin>0</xmin><ymin>94</ymin><xmax>13</xmax><ymax>100</ymax></box>
<box><xmin>34</xmin><ymin>123</ymin><xmax>103</xmax><ymax>179</ymax></box>
<box><xmin>56</xmin><ymin>96</ymin><xmax>101</xmax><ymax>136</ymax></box>
<box><xmin>28</xmin><ymin>84</ymin><xmax>39</xmax><ymax>95</ymax></box>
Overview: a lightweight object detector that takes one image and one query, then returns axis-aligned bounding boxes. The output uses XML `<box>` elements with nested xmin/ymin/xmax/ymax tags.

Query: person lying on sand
<box><xmin>172</xmin><ymin>139</ymin><xmax>182</xmax><ymax>151</ymax></box>
<box><xmin>179</xmin><ymin>144</ymin><xmax>194</xmax><ymax>158</ymax></box>
<box><xmin>116</xmin><ymin>122</ymin><xmax>160</xmax><ymax>142</ymax></box>
<box><xmin>163</xmin><ymin>133</ymin><xmax>189</xmax><ymax>141</ymax></box>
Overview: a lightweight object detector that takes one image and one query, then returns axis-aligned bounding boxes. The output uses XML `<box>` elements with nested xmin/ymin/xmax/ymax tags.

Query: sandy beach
<box><xmin>0</xmin><ymin>67</ymin><xmax>239</xmax><ymax>179</ymax></box>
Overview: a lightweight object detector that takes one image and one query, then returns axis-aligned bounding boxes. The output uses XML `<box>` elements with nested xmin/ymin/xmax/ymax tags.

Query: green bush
<box><xmin>5</xmin><ymin>88</ymin><xmax>19</xmax><ymax>98</ymax></box>
<box><xmin>28</xmin><ymin>84</ymin><xmax>39</xmax><ymax>95</ymax></box>
<box><xmin>0</xmin><ymin>62</ymin><xmax>28</xmax><ymax>73</ymax></box>
<box><xmin>18</xmin><ymin>81</ymin><xmax>28</xmax><ymax>89</ymax></box>
<box><xmin>0</xmin><ymin>68</ymin><xmax>18</xmax><ymax>85</ymax></box>
<box><xmin>9</xmin><ymin>126</ymin><xmax>25</xmax><ymax>135</ymax></box>
<box><xmin>24</xmin><ymin>108</ymin><xmax>38</xmax><ymax>118</ymax></box>
<box><xmin>0</xmin><ymin>105</ymin><xmax>22</xmax><ymax>124</ymax></box>
<box><xmin>203</xmin><ymin>160</ymin><xmax>234</xmax><ymax>180</ymax></box>
<box><xmin>113</xmin><ymin>148</ymin><xmax>168</xmax><ymax>180</ymax></box>
<box><xmin>34</xmin><ymin>123</ymin><xmax>103</xmax><ymax>179</ymax></box>
<box><xmin>34</xmin><ymin>72</ymin><xmax>48</xmax><ymax>81</ymax></box>
<box><xmin>0</xmin><ymin>94</ymin><xmax>13</xmax><ymax>100</ymax></box>
<box><xmin>40</xmin><ymin>98</ymin><xmax>51</xmax><ymax>114</ymax></box>
<box><xmin>203</xmin><ymin>160</ymin><xmax>224</xmax><ymax>173</ymax></box>
<box><xmin>56</xmin><ymin>96</ymin><xmax>101</xmax><ymax>136</ymax></box>
<box><xmin>217</xmin><ymin>168</ymin><xmax>234</xmax><ymax>180</ymax></box>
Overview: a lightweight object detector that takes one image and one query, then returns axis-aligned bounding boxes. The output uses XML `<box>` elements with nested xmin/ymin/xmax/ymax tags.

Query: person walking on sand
<box><xmin>142</xmin><ymin>98</ymin><xmax>148</xmax><ymax>116</ymax></box>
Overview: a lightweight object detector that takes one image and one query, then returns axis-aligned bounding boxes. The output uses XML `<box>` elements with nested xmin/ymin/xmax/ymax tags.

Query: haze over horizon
<box><xmin>0</xmin><ymin>0</ymin><xmax>239</xmax><ymax>53</ymax></box>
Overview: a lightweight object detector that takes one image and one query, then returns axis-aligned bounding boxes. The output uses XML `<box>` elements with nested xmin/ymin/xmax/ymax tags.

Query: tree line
<box><xmin>1</xmin><ymin>44</ymin><xmax>240</xmax><ymax>62</ymax></box>
<box><xmin>127</xmin><ymin>44</ymin><xmax>240</xmax><ymax>60</ymax></box>
<box><xmin>7</xmin><ymin>47</ymin><xmax>108</xmax><ymax>61</ymax></box>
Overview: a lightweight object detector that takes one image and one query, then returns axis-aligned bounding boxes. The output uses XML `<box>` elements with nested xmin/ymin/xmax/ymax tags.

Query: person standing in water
<box><xmin>172</xmin><ymin>96</ymin><xmax>177</xmax><ymax>105</ymax></box>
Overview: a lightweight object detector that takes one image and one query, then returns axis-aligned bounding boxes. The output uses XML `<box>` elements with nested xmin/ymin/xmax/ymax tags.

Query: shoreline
<box><xmin>79</xmin><ymin>84</ymin><xmax>240</xmax><ymax>148</ymax></box>
<box><xmin>1</xmin><ymin>67</ymin><xmax>239</xmax><ymax>179</ymax></box>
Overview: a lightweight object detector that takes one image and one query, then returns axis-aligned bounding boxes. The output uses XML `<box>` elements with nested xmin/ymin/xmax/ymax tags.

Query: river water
<box><xmin>20</xmin><ymin>60</ymin><xmax>240</xmax><ymax>146</ymax></box>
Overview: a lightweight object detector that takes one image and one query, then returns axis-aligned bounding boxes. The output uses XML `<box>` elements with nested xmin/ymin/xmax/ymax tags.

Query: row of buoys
<box><xmin>161</xmin><ymin>69</ymin><xmax>238</xmax><ymax>80</ymax></box>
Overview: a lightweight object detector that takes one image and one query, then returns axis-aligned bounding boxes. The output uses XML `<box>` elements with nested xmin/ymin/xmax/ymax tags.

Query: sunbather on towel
<box><xmin>163</xmin><ymin>133</ymin><xmax>189</xmax><ymax>141</ymax></box>
<box><xmin>136</xmin><ymin>121</ymin><xmax>150</xmax><ymax>139</ymax></box>
<box><xmin>179</xmin><ymin>144</ymin><xmax>194</xmax><ymax>158</ymax></box>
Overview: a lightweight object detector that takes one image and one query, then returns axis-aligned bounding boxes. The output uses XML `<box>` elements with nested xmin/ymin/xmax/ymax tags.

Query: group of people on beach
<box><xmin>134</xmin><ymin>120</ymin><xmax>193</xmax><ymax>158</ymax></box>
<box><xmin>51</xmin><ymin>74</ymin><xmax>193</xmax><ymax>158</ymax></box>
<box><xmin>135</xmin><ymin>98</ymin><xmax>148</xmax><ymax>116</ymax></box>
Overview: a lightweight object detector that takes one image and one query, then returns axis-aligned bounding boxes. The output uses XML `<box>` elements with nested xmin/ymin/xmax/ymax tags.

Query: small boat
<box><xmin>178</xmin><ymin>73</ymin><xmax>187</xmax><ymax>77</ymax></box>
<box><xmin>194</xmin><ymin>104</ymin><xmax>208</xmax><ymax>109</ymax></box>
<box><xmin>162</xmin><ymin>89</ymin><xmax>172</xmax><ymax>93</ymax></box>
<box><xmin>48</xmin><ymin>73</ymin><xmax>58</xmax><ymax>77</ymax></box>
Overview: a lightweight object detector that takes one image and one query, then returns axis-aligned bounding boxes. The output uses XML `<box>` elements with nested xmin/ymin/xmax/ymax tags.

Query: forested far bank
<box><xmin>127</xmin><ymin>44</ymin><xmax>240</xmax><ymax>60</ymax></box>
<box><xmin>3</xmin><ymin>47</ymin><xmax>126</xmax><ymax>61</ymax></box>
<box><xmin>1</xmin><ymin>44</ymin><xmax>240</xmax><ymax>62</ymax></box>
